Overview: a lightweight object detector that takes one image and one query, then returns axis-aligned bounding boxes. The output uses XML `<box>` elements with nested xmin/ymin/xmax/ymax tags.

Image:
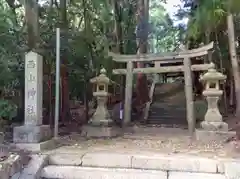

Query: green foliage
<box><xmin>0</xmin><ymin>0</ymin><xmax>25</xmax><ymax>91</ymax></box>
<box><xmin>187</xmin><ymin>0</ymin><xmax>226</xmax><ymax>40</ymax></box>
<box><xmin>0</xmin><ymin>99</ymin><xmax>17</xmax><ymax>120</ymax></box>
<box><xmin>183</xmin><ymin>0</ymin><xmax>240</xmax><ymax>40</ymax></box>
<box><xmin>0</xmin><ymin>0</ymin><xmax>190</xmax><ymax>102</ymax></box>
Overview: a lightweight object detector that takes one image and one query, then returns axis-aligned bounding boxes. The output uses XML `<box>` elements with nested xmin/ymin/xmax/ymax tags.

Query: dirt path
<box><xmin>55</xmin><ymin>127</ymin><xmax>240</xmax><ymax>159</ymax></box>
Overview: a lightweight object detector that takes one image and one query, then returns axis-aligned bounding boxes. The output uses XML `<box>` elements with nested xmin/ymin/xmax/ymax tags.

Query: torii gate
<box><xmin>109</xmin><ymin>42</ymin><xmax>214</xmax><ymax>134</ymax></box>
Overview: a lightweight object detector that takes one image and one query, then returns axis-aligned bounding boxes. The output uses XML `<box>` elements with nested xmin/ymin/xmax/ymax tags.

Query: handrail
<box><xmin>143</xmin><ymin>81</ymin><xmax>156</xmax><ymax>120</ymax></box>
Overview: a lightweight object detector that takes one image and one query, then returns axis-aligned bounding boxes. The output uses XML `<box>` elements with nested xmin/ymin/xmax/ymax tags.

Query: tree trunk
<box><xmin>112</xmin><ymin>0</ymin><xmax>125</xmax><ymax>114</ymax></box>
<box><xmin>60</xmin><ymin>0</ymin><xmax>71</xmax><ymax>124</ymax></box>
<box><xmin>24</xmin><ymin>0</ymin><xmax>39</xmax><ymax>49</ymax></box>
<box><xmin>227</xmin><ymin>13</ymin><xmax>240</xmax><ymax>117</ymax></box>
<box><xmin>135</xmin><ymin>0</ymin><xmax>149</xmax><ymax>106</ymax></box>
<box><xmin>230</xmin><ymin>75</ymin><xmax>235</xmax><ymax>107</ymax></box>
<box><xmin>215</xmin><ymin>31</ymin><xmax>228</xmax><ymax>114</ymax></box>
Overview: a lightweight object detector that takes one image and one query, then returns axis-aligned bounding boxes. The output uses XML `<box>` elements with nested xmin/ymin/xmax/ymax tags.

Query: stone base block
<box><xmin>195</xmin><ymin>129</ymin><xmax>236</xmax><ymax>143</ymax></box>
<box><xmin>201</xmin><ymin>121</ymin><xmax>228</xmax><ymax>131</ymax></box>
<box><xmin>81</xmin><ymin>125</ymin><xmax>122</xmax><ymax>138</ymax></box>
<box><xmin>13</xmin><ymin>125</ymin><xmax>52</xmax><ymax>143</ymax></box>
<box><xmin>13</xmin><ymin>139</ymin><xmax>56</xmax><ymax>152</ymax></box>
<box><xmin>41</xmin><ymin>166</ymin><xmax>167</xmax><ymax>179</ymax></box>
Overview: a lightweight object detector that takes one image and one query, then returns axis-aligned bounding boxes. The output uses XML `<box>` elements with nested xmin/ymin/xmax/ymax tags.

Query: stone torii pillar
<box><xmin>13</xmin><ymin>51</ymin><xmax>54</xmax><ymax>151</ymax></box>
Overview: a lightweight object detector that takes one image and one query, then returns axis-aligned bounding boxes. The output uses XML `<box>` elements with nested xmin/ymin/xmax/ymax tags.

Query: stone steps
<box><xmin>147</xmin><ymin>82</ymin><xmax>187</xmax><ymax>125</ymax></box>
<box><xmin>39</xmin><ymin>152</ymin><xmax>233</xmax><ymax>179</ymax></box>
<box><xmin>148</xmin><ymin>105</ymin><xmax>186</xmax><ymax>125</ymax></box>
<box><xmin>41</xmin><ymin>166</ymin><xmax>167</xmax><ymax>179</ymax></box>
<box><xmin>41</xmin><ymin>166</ymin><xmax>226</xmax><ymax>179</ymax></box>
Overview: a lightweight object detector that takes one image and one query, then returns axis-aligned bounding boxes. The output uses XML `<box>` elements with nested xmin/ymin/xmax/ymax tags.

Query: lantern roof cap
<box><xmin>200</xmin><ymin>62</ymin><xmax>226</xmax><ymax>81</ymax></box>
<box><xmin>90</xmin><ymin>68</ymin><xmax>113</xmax><ymax>84</ymax></box>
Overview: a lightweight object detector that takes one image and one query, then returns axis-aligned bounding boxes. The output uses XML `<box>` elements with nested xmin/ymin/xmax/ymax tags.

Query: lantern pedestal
<box><xmin>195</xmin><ymin>130</ymin><xmax>236</xmax><ymax>143</ymax></box>
<box><xmin>195</xmin><ymin>65</ymin><xmax>236</xmax><ymax>143</ymax></box>
<box><xmin>202</xmin><ymin>90</ymin><xmax>223</xmax><ymax>123</ymax></box>
<box><xmin>81</xmin><ymin>125</ymin><xmax>122</xmax><ymax>138</ymax></box>
<box><xmin>196</xmin><ymin>89</ymin><xmax>235</xmax><ymax>143</ymax></box>
<box><xmin>81</xmin><ymin>68</ymin><xmax>122</xmax><ymax>138</ymax></box>
<box><xmin>89</xmin><ymin>94</ymin><xmax>112</xmax><ymax>126</ymax></box>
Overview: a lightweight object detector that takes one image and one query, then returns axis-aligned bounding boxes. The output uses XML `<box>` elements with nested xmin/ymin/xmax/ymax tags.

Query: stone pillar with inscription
<box><xmin>13</xmin><ymin>51</ymin><xmax>53</xmax><ymax>151</ymax></box>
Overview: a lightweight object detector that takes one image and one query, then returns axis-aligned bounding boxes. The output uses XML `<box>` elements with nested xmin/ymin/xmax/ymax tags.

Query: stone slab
<box><xmin>41</xmin><ymin>166</ymin><xmax>168</xmax><ymax>179</ymax></box>
<box><xmin>49</xmin><ymin>153</ymin><xmax>84</xmax><ymax>166</ymax></box>
<box><xmin>82</xmin><ymin>152</ymin><xmax>132</xmax><ymax>168</ymax></box>
<box><xmin>131</xmin><ymin>154</ymin><xmax>218</xmax><ymax>173</ymax></box>
<box><xmin>195</xmin><ymin>129</ymin><xmax>236</xmax><ymax>143</ymax></box>
<box><xmin>0</xmin><ymin>144</ymin><xmax>10</xmax><ymax>158</ymax></box>
<box><xmin>201</xmin><ymin>121</ymin><xmax>228</xmax><ymax>131</ymax></box>
<box><xmin>0</xmin><ymin>154</ymin><xmax>26</xmax><ymax>179</ymax></box>
<box><xmin>13</xmin><ymin>139</ymin><xmax>55</xmax><ymax>152</ymax></box>
<box><xmin>11</xmin><ymin>172</ymin><xmax>21</xmax><ymax>179</ymax></box>
<box><xmin>16</xmin><ymin>154</ymin><xmax>48</xmax><ymax>179</ymax></box>
<box><xmin>81</xmin><ymin>125</ymin><xmax>122</xmax><ymax>138</ymax></box>
<box><xmin>169</xmin><ymin>171</ymin><xmax>226</xmax><ymax>179</ymax></box>
<box><xmin>215</xmin><ymin>159</ymin><xmax>240</xmax><ymax>174</ymax></box>
<box><xmin>0</xmin><ymin>164</ymin><xmax>10</xmax><ymax>179</ymax></box>
<box><xmin>224</xmin><ymin>161</ymin><xmax>240</xmax><ymax>179</ymax></box>
<box><xmin>7</xmin><ymin>154</ymin><xmax>23</xmax><ymax>177</ymax></box>
<box><xmin>13</xmin><ymin>125</ymin><xmax>52</xmax><ymax>143</ymax></box>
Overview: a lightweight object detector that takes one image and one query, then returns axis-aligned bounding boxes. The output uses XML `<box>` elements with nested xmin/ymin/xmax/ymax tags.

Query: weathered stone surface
<box><xmin>11</xmin><ymin>172</ymin><xmax>20</xmax><ymax>179</ymax></box>
<box><xmin>195</xmin><ymin>129</ymin><xmax>236</xmax><ymax>143</ymax></box>
<box><xmin>202</xmin><ymin>91</ymin><xmax>223</xmax><ymax>123</ymax></box>
<box><xmin>13</xmin><ymin>52</ymin><xmax>54</xmax><ymax>152</ymax></box>
<box><xmin>0</xmin><ymin>154</ymin><xmax>26</xmax><ymax>179</ymax></box>
<box><xmin>0</xmin><ymin>163</ymin><xmax>11</xmax><ymax>179</ymax></box>
<box><xmin>41</xmin><ymin>166</ymin><xmax>168</xmax><ymax>179</ymax></box>
<box><xmin>14</xmin><ymin>139</ymin><xmax>55</xmax><ymax>152</ymax></box>
<box><xmin>217</xmin><ymin>160</ymin><xmax>225</xmax><ymax>173</ymax></box>
<box><xmin>16</xmin><ymin>154</ymin><xmax>48</xmax><ymax>179</ymax></box>
<box><xmin>131</xmin><ymin>154</ymin><xmax>218</xmax><ymax>173</ymax></box>
<box><xmin>201</xmin><ymin>121</ymin><xmax>228</xmax><ymax>131</ymax></box>
<box><xmin>81</xmin><ymin>125</ymin><xmax>122</xmax><ymax>138</ymax></box>
<box><xmin>0</xmin><ymin>144</ymin><xmax>10</xmax><ymax>159</ymax></box>
<box><xmin>169</xmin><ymin>171</ymin><xmax>226</xmax><ymax>179</ymax></box>
<box><xmin>12</xmin><ymin>172</ymin><xmax>36</xmax><ymax>179</ymax></box>
<box><xmin>24</xmin><ymin>51</ymin><xmax>43</xmax><ymax>126</ymax></box>
<box><xmin>13</xmin><ymin>125</ymin><xmax>52</xmax><ymax>143</ymax></box>
<box><xmin>18</xmin><ymin>174</ymin><xmax>36</xmax><ymax>179</ymax></box>
<box><xmin>8</xmin><ymin>154</ymin><xmax>22</xmax><ymax>176</ymax></box>
<box><xmin>225</xmin><ymin>161</ymin><xmax>240</xmax><ymax>179</ymax></box>
<box><xmin>49</xmin><ymin>153</ymin><xmax>84</xmax><ymax>166</ymax></box>
<box><xmin>23</xmin><ymin>155</ymin><xmax>48</xmax><ymax>174</ymax></box>
<box><xmin>82</xmin><ymin>152</ymin><xmax>132</xmax><ymax>168</ymax></box>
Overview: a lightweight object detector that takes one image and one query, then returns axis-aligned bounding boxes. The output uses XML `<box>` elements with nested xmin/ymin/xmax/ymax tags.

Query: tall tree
<box><xmin>227</xmin><ymin>12</ymin><xmax>240</xmax><ymax>116</ymax></box>
<box><xmin>24</xmin><ymin>0</ymin><xmax>39</xmax><ymax>50</ymax></box>
<box><xmin>135</xmin><ymin>0</ymin><xmax>150</xmax><ymax>106</ymax></box>
<box><xmin>60</xmin><ymin>0</ymin><xmax>71</xmax><ymax>124</ymax></box>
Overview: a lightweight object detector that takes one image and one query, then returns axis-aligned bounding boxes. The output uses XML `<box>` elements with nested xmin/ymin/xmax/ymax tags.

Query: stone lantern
<box><xmin>196</xmin><ymin>63</ymin><xmax>235</xmax><ymax>142</ymax></box>
<box><xmin>89</xmin><ymin>68</ymin><xmax>112</xmax><ymax>125</ymax></box>
<box><xmin>82</xmin><ymin>68</ymin><xmax>121</xmax><ymax>138</ymax></box>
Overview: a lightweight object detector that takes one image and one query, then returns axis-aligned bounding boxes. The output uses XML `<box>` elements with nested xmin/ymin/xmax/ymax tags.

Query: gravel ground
<box><xmin>56</xmin><ymin>127</ymin><xmax>240</xmax><ymax>158</ymax></box>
